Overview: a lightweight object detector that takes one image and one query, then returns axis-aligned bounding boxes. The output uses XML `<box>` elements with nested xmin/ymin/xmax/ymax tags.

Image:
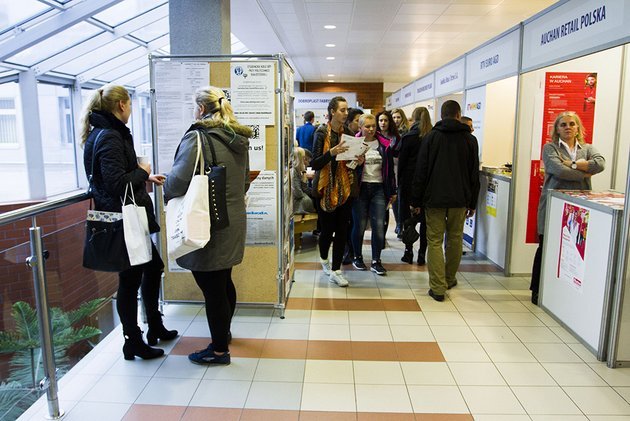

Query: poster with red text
<box><xmin>525</xmin><ymin>72</ymin><xmax>597</xmax><ymax>243</ymax></box>
<box><xmin>557</xmin><ymin>203</ymin><xmax>589</xmax><ymax>292</ymax></box>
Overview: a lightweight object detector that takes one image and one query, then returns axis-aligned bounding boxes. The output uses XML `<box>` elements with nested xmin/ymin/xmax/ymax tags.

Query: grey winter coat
<box><xmin>164</xmin><ymin>119</ymin><xmax>252</xmax><ymax>271</ymax></box>
<box><xmin>537</xmin><ymin>141</ymin><xmax>605</xmax><ymax>235</ymax></box>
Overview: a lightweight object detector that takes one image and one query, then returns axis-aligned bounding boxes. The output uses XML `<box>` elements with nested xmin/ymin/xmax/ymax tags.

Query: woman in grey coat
<box><xmin>164</xmin><ymin>86</ymin><xmax>252</xmax><ymax>365</ymax></box>
<box><xmin>530</xmin><ymin>111</ymin><xmax>605</xmax><ymax>305</ymax></box>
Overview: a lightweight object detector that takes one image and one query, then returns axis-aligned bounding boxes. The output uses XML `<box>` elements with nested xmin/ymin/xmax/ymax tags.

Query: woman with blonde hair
<box><xmin>82</xmin><ymin>84</ymin><xmax>177</xmax><ymax>360</ymax></box>
<box><xmin>291</xmin><ymin>147</ymin><xmax>316</xmax><ymax>214</ymax></box>
<box><xmin>391</xmin><ymin>108</ymin><xmax>410</xmax><ymax>136</ymax></box>
<box><xmin>398</xmin><ymin>106</ymin><xmax>433</xmax><ymax>264</ymax></box>
<box><xmin>530</xmin><ymin>111</ymin><xmax>605</xmax><ymax>304</ymax></box>
<box><xmin>164</xmin><ymin>86</ymin><xmax>252</xmax><ymax>365</ymax></box>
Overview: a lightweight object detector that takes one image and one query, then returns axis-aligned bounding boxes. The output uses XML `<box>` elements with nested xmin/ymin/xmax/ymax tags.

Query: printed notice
<box><xmin>558</xmin><ymin>202</ymin><xmax>589</xmax><ymax>291</ymax></box>
<box><xmin>231</xmin><ymin>62</ymin><xmax>275</xmax><ymax>125</ymax></box>
<box><xmin>247</xmin><ymin>125</ymin><xmax>266</xmax><ymax>171</ymax></box>
<box><xmin>246</xmin><ymin>171</ymin><xmax>277</xmax><ymax>245</ymax></box>
<box><xmin>154</xmin><ymin>61</ymin><xmax>210</xmax><ymax>174</ymax></box>
<box><xmin>486</xmin><ymin>179</ymin><xmax>498</xmax><ymax>217</ymax></box>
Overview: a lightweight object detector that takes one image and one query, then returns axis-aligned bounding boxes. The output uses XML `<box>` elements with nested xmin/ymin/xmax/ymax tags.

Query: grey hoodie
<box><xmin>164</xmin><ymin>119</ymin><xmax>252</xmax><ymax>272</ymax></box>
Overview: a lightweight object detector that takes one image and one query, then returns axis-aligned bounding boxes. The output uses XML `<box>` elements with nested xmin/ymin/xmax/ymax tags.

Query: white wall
<box><xmin>509</xmin><ymin>46</ymin><xmax>622</xmax><ymax>275</ymax></box>
<box><xmin>482</xmin><ymin>76</ymin><xmax>518</xmax><ymax>167</ymax></box>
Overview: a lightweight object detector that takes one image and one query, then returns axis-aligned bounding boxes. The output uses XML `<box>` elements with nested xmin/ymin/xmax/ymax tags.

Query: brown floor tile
<box><xmin>395</xmin><ymin>342</ymin><xmax>445</xmax><ymax>362</ymax></box>
<box><xmin>287</xmin><ymin>297</ymin><xmax>313</xmax><ymax>310</ymax></box>
<box><xmin>170</xmin><ymin>336</ymin><xmax>211</xmax><ymax>356</ymax></box>
<box><xmin>357</xmin><ymin>413</ymin><xmax>415</xmax><ymax>421</ymax></box>
<box><xmin>261</xmin><ymin>339</ymin><xmax>308</xmax><ymax>359</ymax></box>
<box><xmin>346</xmin><ymin>299</ymin><xmax>384</xmax><ymax>311</ymax></box>
<box><xmin>230</xmin><ymin>338</ymin><xmax>265</xmax><ymax>358</ymax></box>
<box><xmin>181</xmin><ymin>406</ymin><xmax>242</xmax><ymax>421</ymax></box>
<box><xmin>122</xmin><ymin>404</ymin><xmax>186</xmax><ymax>421</ymax></box>
<box><xmin>351</xmin><ymin>341</ymin><xmax>397</xmax><ymax>361</ymax></box>
<box><xmin>415</xmin><ymin>414</ymin><xmax>473</xmax><ymax>421</ymax></box>
<box><xmin>382</xmin><ymin>300</ymin><xmax>421</xmax><ymax>311</ymax></box>
<box><xmin>241</xmin><ymin>409</ymin><xmax>299</xmax><ymax>420</ymax></box>
<box><xmin>312</xmin><ymin>298</ymin><xmax>348</xmax><ymax>310</ymax></box>
<box><xmin>306</xmin><ymin>340</ymin><xmax>353</xmax><ymax>360</ymax></box>
<box><xmin>386</xmin><ymin>263</ymin><xmax>428</xmax><ymax>272</ymax></box>
<box><xmin>300</xmin><ymin>411</ymin><xmax>358</xmax><ymax>420</ymax></box>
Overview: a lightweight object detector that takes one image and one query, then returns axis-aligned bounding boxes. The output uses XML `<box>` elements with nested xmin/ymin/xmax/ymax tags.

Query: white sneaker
<box><xmin>329</xmin><ymin>270</ymin><xmax>349</xmax><ymax>287</ymax></box>
<box><xmin>320</xmin><ymin>258</ymin><xmax>332</xmax><ymax>275</ymax></box>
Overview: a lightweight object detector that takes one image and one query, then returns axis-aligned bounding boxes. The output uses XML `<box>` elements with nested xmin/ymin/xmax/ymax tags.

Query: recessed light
<box><xmin>325</xmin><ymin>44</ymin><xmax>336</xmax><ymax>48</ymax></box>
<box><xmin>326</xmin><ymin>56</ymin><xmax>335</xmax><ymax>60</ymax></box>
<box><xmin>327</xmin><ymin>74</ymin><xmax>335</xmax><ymax>77</ymax></box>
<box><xmin>324</xmin><ymin>25</ymin><xmax>336</xmax><ymax>29</ymax></box>
<box><xmin>328</xmin><ymin>80</ymin><xmax>335</xmax><ymax>83</ymax></box>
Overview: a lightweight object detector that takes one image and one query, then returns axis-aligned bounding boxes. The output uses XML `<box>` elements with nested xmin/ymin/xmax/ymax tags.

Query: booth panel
<box><xmin>436</xmin><ymin>93</ymin><xmax>463</xmax><ymax>118</ymax></box>
<box><xmin>509</xmin><ymin>47</ymin><xmax>622</xmax><ymax>274</ymax></box>
<box><xmin>541</xmin><ymin>195</ymin><xmax>614</xmax><ymax>353</ymax></box>
<box><xmin>476</xmin><ymin>174</ymin><xmax>510</xmax><ymax>269</ymax></box>
<box><xmin>482</xmin><ymin>76</ymin><xmax>517</xmax><ymax>167</ymax></box>
<box><xmin>614</xmin><ymin>45</ymin><xmax>630</xmax><ymax>192</ymax></box>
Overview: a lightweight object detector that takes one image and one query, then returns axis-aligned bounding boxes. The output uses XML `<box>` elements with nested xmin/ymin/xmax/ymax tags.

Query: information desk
<box><xmin>541</xmin><ymin>190</ymin><xmax>624</xmax><ymax>360</ymax></box>
<box><xmin>476</xmin><ymin>170</ymin><xmax>511</xmax><ymax>270</ymax></box>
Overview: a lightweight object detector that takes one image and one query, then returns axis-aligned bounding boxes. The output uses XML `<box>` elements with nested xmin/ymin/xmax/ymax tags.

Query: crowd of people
<box><xmin>295</xmin><ymin>97</ymin><xmax>480</xmax><ymax>299</ymax></box>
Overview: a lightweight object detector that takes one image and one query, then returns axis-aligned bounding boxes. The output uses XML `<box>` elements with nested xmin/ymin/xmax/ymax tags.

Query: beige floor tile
<box><xmin>353</xmin><ymin>361</ymin><xmax>404</xmax><ymax>385</ymax></box>
<box><xmin>448</xmin><ymin>362</ymin><xmax>506</xmax><ymax>385</ymax></box>
<box><xmin>400</xmin><ymin>362</ymin><xmax>455</xmax><ymax>385</ymax></box>
<box><xmin>303</xmin><ymin>360</ymin><xmax>354</xmax><ymax>384</ymax></box>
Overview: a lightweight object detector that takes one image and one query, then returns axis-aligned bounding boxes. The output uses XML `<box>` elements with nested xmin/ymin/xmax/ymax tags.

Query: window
<box><xmin>0</xmin><ymin>98</ymin><xmax>17</xmax><ymax>145</ymax></box>
<box><xmin>58</xmin><ymin>97</ymin><xmax>72</xmax><ymax>144</ymax></box>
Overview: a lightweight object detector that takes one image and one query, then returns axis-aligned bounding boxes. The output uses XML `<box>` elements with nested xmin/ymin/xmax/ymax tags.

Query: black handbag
<box><xmin>198</xmin><ymin>131</ymin><xmax>230</xmax><ymax>230</ymax></box>
<box><xmin>82</xmin><ymin>130</ymin><xmax>131</xmax><ymax>272</ymax></box>
<box><xmin>401</xmin><ymin>214</ymin><xmax>421</xmax><ymax>245</ymax></box>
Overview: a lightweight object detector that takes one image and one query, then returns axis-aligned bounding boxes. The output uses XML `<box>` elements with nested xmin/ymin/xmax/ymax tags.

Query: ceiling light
<box><xmin>327</xmin><ymin>74</ymin><xmax>335</xmax><ymax>77</ymax></box>
<box><xmin>325</xmin><ymin>44</ymin><xmax>336</xmax><ymax>48</ymax></box>
<box><xmin>328</xmin><ymin>80</ymin><xmax>335</xmax><ymax>83</ymax></box>
<box><xmin>326</xmin><ymin>57</ymin><xmax>335</xmax><ymax>60</ymax></box>
<box><xmin>324</xmin><ymin>25</ymin><xmax>336</xmax><ymax>29</ymax></box>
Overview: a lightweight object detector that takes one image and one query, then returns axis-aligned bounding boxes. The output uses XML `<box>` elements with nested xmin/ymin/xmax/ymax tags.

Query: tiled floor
<box><xmin>18</xmin><ymin>231</ymin><xmax>630</xmax><ymax>420</ymax></box>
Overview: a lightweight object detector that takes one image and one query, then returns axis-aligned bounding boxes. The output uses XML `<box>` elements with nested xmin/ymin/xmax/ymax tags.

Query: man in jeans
<box><xmin>410</xmin><ymin>100</ymin><xmax>480</xmax><ymax>301</ymax></box>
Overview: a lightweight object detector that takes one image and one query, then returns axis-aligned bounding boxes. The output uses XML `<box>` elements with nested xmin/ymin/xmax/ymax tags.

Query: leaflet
<box><xmin>336</xmin><ymin>134</ymin><xmax>370</xmax><ymax>161</ymax></box>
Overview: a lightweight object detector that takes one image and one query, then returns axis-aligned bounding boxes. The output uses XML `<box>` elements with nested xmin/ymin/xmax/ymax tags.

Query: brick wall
<box><xmin>299</xmin><ymin>82</ymin><xmax>385</xmax><ymax>112</ymax></box>
<box><xmin>0</xmin><ymin>201</ymin><xmax>118</xmax><ymax>331</ymax></box>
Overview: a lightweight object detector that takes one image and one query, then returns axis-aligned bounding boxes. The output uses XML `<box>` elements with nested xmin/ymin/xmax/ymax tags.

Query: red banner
<box><xmin>525</xmin><ymin>72</ymin><xmax>597</xmax><ymax>243</ymax></box>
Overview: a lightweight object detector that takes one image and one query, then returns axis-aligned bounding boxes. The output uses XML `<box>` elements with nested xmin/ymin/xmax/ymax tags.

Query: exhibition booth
<box><xmin>388</xmin><ymin>0</ymin><xmax>630</xmax><ymax>364</ymax></box>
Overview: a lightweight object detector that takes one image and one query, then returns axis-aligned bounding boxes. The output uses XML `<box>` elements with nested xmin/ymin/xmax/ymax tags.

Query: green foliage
<box><xmin>0</xmin><ymin>299</ymin><xmax>105</xmax><ymax>419</ymax></box>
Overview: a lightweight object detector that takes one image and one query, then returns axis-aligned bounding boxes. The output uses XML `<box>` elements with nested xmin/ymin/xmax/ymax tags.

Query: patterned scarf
<box><xmin>317</xmin><ymin>123</ymin><xmax>352</xmax><ymax>211</ymax></box>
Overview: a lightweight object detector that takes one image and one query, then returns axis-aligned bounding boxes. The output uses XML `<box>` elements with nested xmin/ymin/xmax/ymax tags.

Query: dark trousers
<box><xmin>317</xmin><ymin>200</ymin><xmax>353</xmax><ymax>271</ymax></box>
<box><xmin>117</xmin><ymin>243</ymin><xmax>164</xmax><ymax>335</ymax></box>
<box><xmin>192</xmin><ymin>268</ymin><xmax>237</xmax><ymax>353</ymax></box>
<box><xmin>399</xmin><ymin>188</ymin><xmax>427</xmax><ymax>256</ymax></box>
<box><xmin>530</xmin><ymin>235</ymin><xmax>544</xmax><ymax>294</ymax></box>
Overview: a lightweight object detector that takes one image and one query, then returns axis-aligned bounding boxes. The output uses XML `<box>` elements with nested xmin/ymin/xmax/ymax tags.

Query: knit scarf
<box><xmin>317</xmin><ymin>123</ymin><xmax>352</xmax><ymax>211</ymax></box>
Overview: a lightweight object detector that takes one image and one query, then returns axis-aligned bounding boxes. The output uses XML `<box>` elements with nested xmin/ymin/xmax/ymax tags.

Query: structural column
<box><xmin>169</xmin><ymin>0</ymin><xmax>231</xmax><ymax>55</ymax></box>
<box><xmin>19</xmin><ymin>70</ymin><xmax>46</xmax><ymax>199</ymax></box>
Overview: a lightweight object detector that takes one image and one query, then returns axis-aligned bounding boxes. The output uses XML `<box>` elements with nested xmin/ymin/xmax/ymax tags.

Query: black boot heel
<box><xmin>123</xmin><ymin>330</ymin><xmax>165</xmax><ymax>360</ymax></box>
<box><xmin>147</xmin><ymin>314</ymin><xmax>179</xmax><ymax>346</ymax></box>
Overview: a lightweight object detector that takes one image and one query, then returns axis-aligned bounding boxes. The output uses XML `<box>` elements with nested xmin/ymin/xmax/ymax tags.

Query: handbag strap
<box><xmin>202</xmin><ymin>130</ymin><xmax>219</xmax><ymax>167</ymax></box>
<box><xmin>88</xmin><ymin>129</ymin><xmax>106</xmax><ymax>187</ymax></box>
<box><xmin>121</xmin><ymin>182</ymin><xmax>136</xmax><ymax>206</ymax></box>
<box><xmin>192</xmin><ymin>131</ymin><xmax>206</xmax><ymax>176</ymax></box>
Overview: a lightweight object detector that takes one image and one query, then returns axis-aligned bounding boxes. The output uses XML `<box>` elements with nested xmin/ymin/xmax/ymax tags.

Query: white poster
<box><xmin>154</xmin><ymin>61</ymin><xmax>210</xmax><ymax>174</ymax></box>
<box><xmin>247</xmin><ymin>124</ymin><xmax>266</xmax><ymax>171</ymax></box>
<box><xmin>246</xmin><ymin>171</ymin><xmax>277</xmax><ymax>245</ymax></box>
<box><xmin>231</xmin><ymin>62</ymin><xmax>275</xmax><ymax>125</ymax></box>
<box><xmin>464</xmin><ymin>85</ymin><xmax>486</xmax><ymax>156</ymax></box>
<box><xmin>558</xmin><ymin>202</ymin><xmax>589</xmax><ymax>292</ymax></box>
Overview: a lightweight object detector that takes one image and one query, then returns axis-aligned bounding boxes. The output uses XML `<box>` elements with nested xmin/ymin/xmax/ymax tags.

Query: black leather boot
<box><xmin>146</xmin><ymin>314</ymin><xmax>178</xmax><ymax>346</ymax></box>
<box><xmin>401</xmin><ymin>248</ymin><xmax>413</xmax><ymax>264</ymax></box>
<box><xmin>123</xmin><ymin>328</ymin><xmax>165</xmax><ymax>360</ymax></box>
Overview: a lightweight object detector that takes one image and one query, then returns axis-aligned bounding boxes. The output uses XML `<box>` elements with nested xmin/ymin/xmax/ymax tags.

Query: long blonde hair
<box><xmin>411</xmin><ymin>106</ymin><xmax>433</xmax><ymax>137</ymax></box>
<box><xmin>195</xmin><ymin>86</ymin><xmax>240</xmax><ymax>129</ymax></box>
<box><xmin>79</xmin><ymin>84</ymin><xmax>130</xmax><ymax>146</ymax></box>
<box><xmin>391</xmin><ymin>108</ymin><xmax>409</xmax><ymax>132</ymax></box>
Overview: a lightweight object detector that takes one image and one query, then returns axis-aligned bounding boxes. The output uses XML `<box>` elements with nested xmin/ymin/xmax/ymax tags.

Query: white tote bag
<box><xmin>166</xmin><ymin>131</ymin><xmax>211</xmax><ymax>260</ymax></box>
<box><xmin>122</xmin><ymin>183</ymin><xmax>152</xmax><ymax>266</ymax></box>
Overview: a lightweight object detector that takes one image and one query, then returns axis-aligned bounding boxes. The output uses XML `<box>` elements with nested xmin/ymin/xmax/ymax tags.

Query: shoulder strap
<box><xmin>88</xmin><ymin>129</ymin><xmax>106</xmax><ymax>185</ymax></box>
<box><xmin>198</xmin><ymin>130</ymin><xmax>219</xmax><ymax>167</ymax></box>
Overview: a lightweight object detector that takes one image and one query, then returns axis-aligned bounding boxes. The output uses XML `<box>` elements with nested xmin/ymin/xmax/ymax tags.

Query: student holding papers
<box><xmin>350</xmin><ymin>114</ymin><xmax>396</xmax><ymax>275</ymax></box>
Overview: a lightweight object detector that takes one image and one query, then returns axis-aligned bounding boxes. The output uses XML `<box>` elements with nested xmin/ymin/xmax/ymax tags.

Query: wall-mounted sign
<box><xmin>401</xmin><ymin>83</ymin><xmax>414</xmax><ymax>106</ymax></box>
<box><xmin>435</xmin><ymin>58</ymin><xmax>465</xmax><ymax>97</ymax></box>
<box><xmin>466</xmin><ymin>29</ymin><xmax>520</xmax><ymax>87</ymax></box>
<box><xmin>393</xmin><ymin>90</ymin><xmax>402</xmax><ymax>107</ymax></box>
<box><xmin>523</xmin><ymin>1</ymin><xmax>628</xmax><ymax>71</ymax></box>
<box><xmin>294</xmin><ymin>92</ymin><xmax>358</xmax><ymax>109</ymax></box>
<box><xmin>385</xmin><ymin>95</ymin><xmax>393</xmax><ymax>110</ymax></box>
<box><xmin>414</xmin><ymin>74</ymin><xmax>435</xmax><ymax>102</ymax></box>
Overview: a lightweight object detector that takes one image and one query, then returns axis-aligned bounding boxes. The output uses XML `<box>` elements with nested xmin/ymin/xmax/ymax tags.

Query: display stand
<box><xmin>476</xmin><ymin>170</ymin><xmax>511</xmax><ymax>269</ymax></box>
<box><xmin>540</xmin><ymin>190</ymin><xmax>624</xmax><ymax>360</ymax></box>
<box><xmin>148</xmin><ymin>54</ymin><xmax>294</xmax><ymax>316</ymax></box>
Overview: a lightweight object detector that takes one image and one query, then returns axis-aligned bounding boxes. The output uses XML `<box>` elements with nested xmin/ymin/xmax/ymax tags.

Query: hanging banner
<box><xmin>558</xmin><ymin>202</ymin><xmax>589</xmax><ymax>291</ymax></box>
<box><xmin>246</xmin><ymin>171</ymin><xmax>277</xmax><ymax>245</ymax></box>
<box><xmin>231</xmin><ymin>62</ymin><xmax>275</xmax><ymax>125</ymax></box>
<box><xmin>414</xmin><ymin>74</ymin><xmax>435</xmax><ymax>102</ymax></box>
<box><xmin>401</xmin><ymin>83</ymin><xmax>414</xmax><ymax>106</ymax></box>
<box><xmin>525</xmin><ymin>72</ymin><xmax>598</xmax><ymax>243</ymax></box>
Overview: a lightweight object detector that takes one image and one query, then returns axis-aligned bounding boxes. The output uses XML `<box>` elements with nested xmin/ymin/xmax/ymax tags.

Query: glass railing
<box><xmin>0</xmin><ymin>192</ymin><xmax>119</xmax><ymax>420</ymax></box>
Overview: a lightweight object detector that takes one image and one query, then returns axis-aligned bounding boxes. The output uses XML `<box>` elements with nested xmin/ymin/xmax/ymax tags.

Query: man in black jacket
<box><xmin>410</xmin><ymin>100</ymin><xmax>480</xmax><ymax>301</ymax></box>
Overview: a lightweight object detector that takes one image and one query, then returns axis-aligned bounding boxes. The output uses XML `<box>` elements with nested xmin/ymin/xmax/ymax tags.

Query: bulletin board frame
<box><xmin>148</xmin><ymin>54</ymin><xmax>294</xmax><ymax>317</ymax></box>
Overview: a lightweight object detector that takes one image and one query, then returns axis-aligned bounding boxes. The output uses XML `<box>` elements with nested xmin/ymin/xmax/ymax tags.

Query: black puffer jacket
<box><xmin>83</xmin><ymin>110</ymin><xmax>159</xmax><ymax>233</ymax></box>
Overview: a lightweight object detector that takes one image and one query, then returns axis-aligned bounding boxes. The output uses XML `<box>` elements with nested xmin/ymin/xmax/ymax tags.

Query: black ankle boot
<box><xmin>401</xmin><ymin>249</ymin><xmax>413</xmax><ymax>264</ymax></box>
<box><xmin>123</xmin><ymin>329</ymin><xmax>165</xmax><ymax>360</ymax></box>
<box><xmin>147</xmin><ymin>314</ymin><xmax>178</xmax><ymax>346</ymax></box>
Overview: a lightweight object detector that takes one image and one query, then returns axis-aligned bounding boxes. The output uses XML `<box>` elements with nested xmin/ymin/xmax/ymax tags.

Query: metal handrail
<box><xmin>0</xmin><ymin>190</ymin><xmax>89</xmax><ymax>226</ymax></box>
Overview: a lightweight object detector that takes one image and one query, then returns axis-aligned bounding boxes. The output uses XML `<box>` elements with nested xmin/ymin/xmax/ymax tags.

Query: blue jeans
<box><xmin>351</xmin><ymin>182</ymin><xmax>387</xmax><ymax>261</ymax></box>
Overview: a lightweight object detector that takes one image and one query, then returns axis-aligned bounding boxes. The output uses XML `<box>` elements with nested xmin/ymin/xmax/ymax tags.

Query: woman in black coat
<box><xmin>81</xmin><ymin>85</ymin><xmax>177</xmax><ymax>360</ymax></box>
